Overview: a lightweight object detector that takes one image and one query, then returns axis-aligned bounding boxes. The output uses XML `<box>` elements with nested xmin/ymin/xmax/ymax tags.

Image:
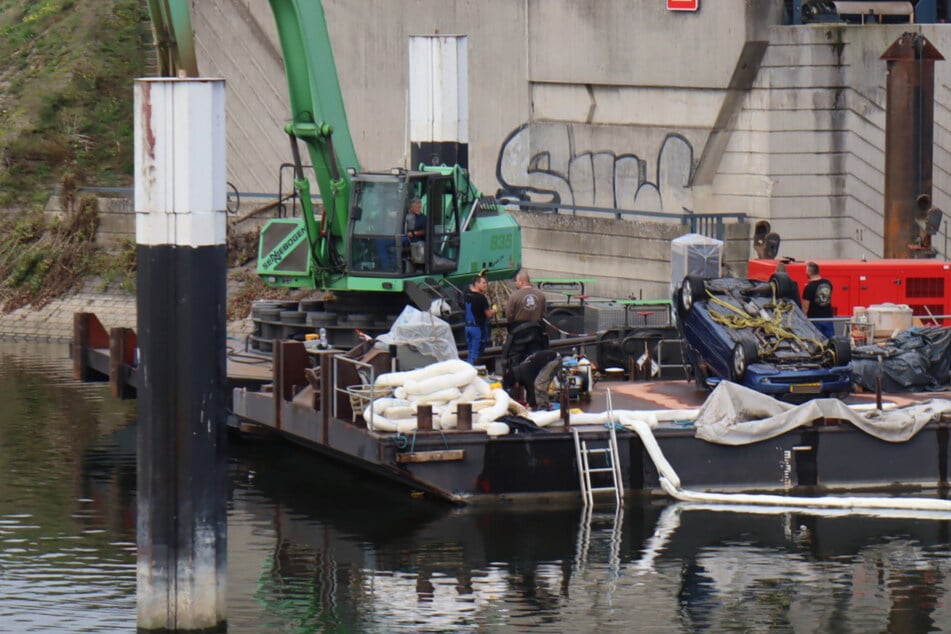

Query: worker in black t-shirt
<box><xmin>464</xmin><ymin>274</ymin><xmax>496</xmax><ymax>364</ymax></box>
<box><xmin>802</xmin><ymin>261</ymin><xmax>835</xmax><ymax>338</ymax></box>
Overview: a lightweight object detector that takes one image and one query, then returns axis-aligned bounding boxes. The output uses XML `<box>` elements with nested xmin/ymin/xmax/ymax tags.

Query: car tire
<box><xmin>827</xmin><ymin>335</ymin><xmax>851</xmax><ymax>366</ymax></box>
<box><xmin>678</xmin><ymin>275</ymin><xmax>706</xmax><ymax>316</ymax></box>
<box><xmin>730</xmin><ymin>339</ymin><xmax>758</xmax><ymax>382</ymax></box>
<box><xmin>769</xmin><ymin>272</ymin><xmax>799</xmax><ymax>301</ymax></box>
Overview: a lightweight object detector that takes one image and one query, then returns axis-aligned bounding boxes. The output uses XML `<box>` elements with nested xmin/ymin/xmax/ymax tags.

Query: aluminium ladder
<box><xmin>572</xmin><ymin>421</ymin><xmax>624</xmax><ymax>507</ymax></box>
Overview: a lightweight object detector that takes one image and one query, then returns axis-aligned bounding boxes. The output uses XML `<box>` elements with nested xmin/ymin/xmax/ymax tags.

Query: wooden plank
<box><xmin>395</xmin><ymin>449</ymin><xmax>465</xmax><ymax>464</ymax></box>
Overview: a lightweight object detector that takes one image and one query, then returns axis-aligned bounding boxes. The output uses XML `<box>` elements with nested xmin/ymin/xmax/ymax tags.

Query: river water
<box><xmin>2</xmin><ymin>341</ymin><xmax>951</xmax><ymax>632</ymax></box>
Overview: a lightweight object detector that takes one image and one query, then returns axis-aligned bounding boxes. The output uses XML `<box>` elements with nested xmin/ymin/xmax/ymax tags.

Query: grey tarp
<box><xmin>694</xmin><ymin>381</ymin><xmax>951</xmax><ymax>445</ymax></box>
<box><xmin>851</xmin><ymin>326</ymin><xmax>951</xmax><ymax>392</ymax></box>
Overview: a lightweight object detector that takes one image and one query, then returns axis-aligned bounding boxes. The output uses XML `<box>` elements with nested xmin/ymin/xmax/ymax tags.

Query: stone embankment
<box><xmin>0</xmin><ymin>280</ymin><xmax>254</xmax><ymax>344</ymax></box>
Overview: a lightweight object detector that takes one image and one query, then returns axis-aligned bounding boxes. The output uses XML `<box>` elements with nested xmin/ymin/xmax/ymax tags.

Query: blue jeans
<box><xmin>814</xmin><ymin>320</ymin><xmax>835</xmax><ymax>339</ymax></box>
<box><xmin>466</xmin><ymin>326</ymin><xmax>487</xmax><ymax>364</ymax></box>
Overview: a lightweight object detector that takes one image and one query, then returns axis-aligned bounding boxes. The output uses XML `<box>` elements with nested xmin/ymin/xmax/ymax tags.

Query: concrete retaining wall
<box><xmin>63</xmin><ymin>4</ymin><xmax>951</xmax><ymax>309</ymax></box>
<box><xmin>513</xmin><ymin>211</ymin><xmax>750</xmax><ymax>301</ymax></box>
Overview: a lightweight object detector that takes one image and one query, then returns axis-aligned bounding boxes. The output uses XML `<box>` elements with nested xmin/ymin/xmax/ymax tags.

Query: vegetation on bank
<box><xmin>0</xmin><ymin>0</ymin><xmax>149</xmax><ymax>207</ymax></box>
<box><xmin>0</xmin><ymin>1</ymin><xmax>292</xmax><ymax>318</ymax></box>
<box><xmin>0</xmin><ymin>0</ymin><xmax>147</xmax><ymax>311</ymax></box>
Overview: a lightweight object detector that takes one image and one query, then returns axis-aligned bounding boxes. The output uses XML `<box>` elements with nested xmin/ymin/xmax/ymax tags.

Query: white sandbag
<box><xmin>374</xmin><ymin>359</ymin><xmax>471</xmax><ymax>388</ymax></box>
<box><xmin>470</xmin><ymin>398</ymin><xmax>497</xmax><ymax>412</ymax></box>
<box><xmin>409</xmin><ymin>387</ymin><xmax>462</xmax><ymax>404</ymax></box>
<box><xmin>364</xmin><ymin>397</ymin><xmax>412</xmax><ymax>431</ymax></box>
<box><xmin>471</xmin><ymin>377</ymin><xmax>494</xmax><ymax>398</ymax></box>
<box><xmin>477</xmin><ymin>389</ymin><xmax>511</xmax><ymax>426</ymax></box>
<box><xmin>485</xmin><ymin>421</ymin><xmax>511</xmax><ymax>436</ymax></box>
<box><xmin>382</xmin><ymin>405</ymin><xmax>416</xmax><ymax>419</ymax></box>
<box><xmin>458</xmin><ymin>382</ymin><xmax>481</xmax><ymax>402</ymax></box>
<box><xmin>507</xmin><ymin>399</ymin><xmax>531</xmax><ymax>418</ymax></box>
<box><xmin>438</xmin><ymin>412</ymin><xmax>458</xmax><ymax>429</ymax></box>
<box><xmin>528</xmin><ymin>410</ymin><xmax>562</xmax><ymax>427</ymax></box>
<box><xmin>404</xmin><ymin>365</ymin><xmax>477</xmax><ymax>395</ymax></box>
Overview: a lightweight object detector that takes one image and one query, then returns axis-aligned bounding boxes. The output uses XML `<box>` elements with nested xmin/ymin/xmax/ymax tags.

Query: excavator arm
<box><xmin>146</xmin><ymin>0</ymin><xmax>198</xmax><ymax>78</ymax></box>
<box><xmin>147</xmin><ymin>0</ymin><xmax>521</xmax><ymax>296</ymax></box>
<box><xmin>267</xmin><ymin>0</ymin><xmax>359</xmax><ymax>280</ymax></box>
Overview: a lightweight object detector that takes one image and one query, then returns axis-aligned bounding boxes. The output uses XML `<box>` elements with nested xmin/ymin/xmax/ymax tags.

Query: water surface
<box><xmin>1</xmin><ymin>342</ymin><xmax>950</xmax><ymax>632</ymax></box>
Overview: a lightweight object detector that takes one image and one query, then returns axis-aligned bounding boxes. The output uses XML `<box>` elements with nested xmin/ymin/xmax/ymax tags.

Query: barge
<box><xmin>232</xmin><ymin>340</ymin><xmax>951</xmax><ymax>505</ymax></box>
<box><xmin>73</xmin><ymin>316</ymin><xmax>951</xmax><ymax>504</ymax></box>
<box><xmin>73</xmin><ymin>312</ymin><xmax>951</xmax><ymax>506</ymax></box>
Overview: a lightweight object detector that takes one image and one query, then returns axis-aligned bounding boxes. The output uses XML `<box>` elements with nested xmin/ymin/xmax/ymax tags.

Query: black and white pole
<box><xmin>134</xmin><ymin>77</ymin><xmax>228</xmax><ymax>631</ymax></box>
<box><xmin>409</xmin><ymin>36</ymin><xmax>469</xmax><ymax>169</ymax></box>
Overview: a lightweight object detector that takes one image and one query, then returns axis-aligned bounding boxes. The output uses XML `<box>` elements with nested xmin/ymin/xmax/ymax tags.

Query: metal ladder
<box><xmin>572</xmin><ymin>421</ymin><xmax>624</xmax><ymax>507</ymax></box>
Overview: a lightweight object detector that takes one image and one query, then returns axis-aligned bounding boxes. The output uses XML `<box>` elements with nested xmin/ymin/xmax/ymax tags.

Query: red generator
<box><xmin>748</xmin><ymin>259</ymin><xmax>951</xmax><ymax>324</ymax></box>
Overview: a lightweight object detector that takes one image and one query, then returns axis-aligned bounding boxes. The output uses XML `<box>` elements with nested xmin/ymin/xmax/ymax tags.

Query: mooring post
<box><xmin>134</xmin><ymin>78</ymin><xmax>228</xmax><ymax>631</ymax></box>
<box><xmin>457</xmin><ymin>403</ymin><xmax>472</xmax><ymax>431</ymax></box>
<box><xmin>417</xmin><ymin>404</ymin><xmax>434</xmax><ymax>431</ymax></box>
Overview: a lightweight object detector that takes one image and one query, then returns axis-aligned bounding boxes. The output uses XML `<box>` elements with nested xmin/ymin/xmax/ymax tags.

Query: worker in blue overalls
<box><xmin>464</xmin><ymin>273</ymin><xmax>497</xmax><ymax>365</ymax></box>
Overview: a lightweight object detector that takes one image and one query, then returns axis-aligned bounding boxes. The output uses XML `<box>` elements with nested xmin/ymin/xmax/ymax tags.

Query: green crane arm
<box><xmin>147</xmin><ymin>0</ymin><xmax>198</xmax><ymax>77</ymax></box>
<box><xmin>268</xmin><ymin>0</ymin><xmax>359</xmax><ymax>272</ymax></box>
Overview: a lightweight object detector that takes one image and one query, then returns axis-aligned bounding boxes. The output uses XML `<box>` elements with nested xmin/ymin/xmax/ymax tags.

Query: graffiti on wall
<box><xmin>495</xmin><ymin>123</ymin><xmax>695</xmax><ymax>215</ymax></box>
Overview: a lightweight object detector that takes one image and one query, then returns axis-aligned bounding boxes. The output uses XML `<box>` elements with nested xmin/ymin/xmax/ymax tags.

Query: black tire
<box><xmin>769</xmin><ymin>272</ymin><xmax>798</xmax><ymax>301</ymax></box>
<box><xmin>729</xmin><ymin>339</ymin><xmax>758</xmax><ymax>382</ymax></box>
<box><xmin>678</xmin><ymin>275</ymin><xmax>706</xmax><ymax>316</ymax></box>
<box><xmin>827</xmin><ymin>335</ymin><xmax>851</xmax><ymax>366</ymax></box>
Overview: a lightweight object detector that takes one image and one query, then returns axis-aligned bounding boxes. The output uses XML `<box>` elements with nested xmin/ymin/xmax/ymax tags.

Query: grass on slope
<box><xmin>0</xmin><ymin>0</ymin><xmax>150</xmax><ymax>208</ymax></box>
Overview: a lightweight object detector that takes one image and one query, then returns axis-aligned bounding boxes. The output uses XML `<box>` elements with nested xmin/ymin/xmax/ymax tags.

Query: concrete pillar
<box><xmin>409</xmin><ymin>36</ymin><xmax>468</xmax><ymax>168</ymax></box>
<box><xmin>134</xmin><ymin>77</ymin><xmax>228</xmax><ymax>631</ymax></box>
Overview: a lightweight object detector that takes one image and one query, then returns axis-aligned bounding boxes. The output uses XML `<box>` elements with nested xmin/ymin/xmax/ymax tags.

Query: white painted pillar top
<box><xmin>134</xmin><ymin>78</ymin><xmax>227</xmax><ymax>247</ymax></box>
<box><xmin>409</xmin><ymin>36</ymin><xmax>469</xmax><ymax>144</ymax></box>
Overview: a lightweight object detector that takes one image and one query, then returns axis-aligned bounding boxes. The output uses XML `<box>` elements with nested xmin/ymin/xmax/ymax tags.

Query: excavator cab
<box><xmin>347</xmin><ymin>170</ymin><xmax>460</xmax><ymax>277</ymax></box>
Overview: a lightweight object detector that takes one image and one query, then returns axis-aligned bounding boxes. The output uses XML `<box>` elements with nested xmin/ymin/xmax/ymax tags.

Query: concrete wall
<box><xmin>709</xmin><ymin>24</ymin><xmax>929</xmax><ymax>262</ymax></box>
<box><xmin>513</xmin><ymin>211</ymin><xmax>750</xmax><ymax>301</ymax></box>
<box><xmin>179</xmin><ymin>2</ymin><xmax>951</xmax><ymax>300</ymax></box>
<box><xmin>45</xmin><ymin>195</ymin><xmax>134</xmax><ymax>246</ymax></box>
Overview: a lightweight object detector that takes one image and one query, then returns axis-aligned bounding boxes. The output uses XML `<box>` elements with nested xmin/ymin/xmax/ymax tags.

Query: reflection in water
<box><xmin>2</xmin><ymin>342</ymin><xmax>951</xmax><ymax>631</ymax></box>
<box><xmin>230</xmin><ymin>439</ymin><xmax>951</xmax><ymax>632</ymax></box>
<box><xmin>0</xmin><ymin>344</ymin><xmax>138</xmax><ymax>632</ymax></box>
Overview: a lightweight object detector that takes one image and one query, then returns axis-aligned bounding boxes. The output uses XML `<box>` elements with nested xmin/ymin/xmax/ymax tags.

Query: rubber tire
<box><xmin>828</xmin><ymin>335</ymin><xmax>852</xmax><ymax>366</ymax></box>
<box><xmin>729</xmin><ymin>339</ymin><xmax>758</xmax><ymax>382</ymax></box>
<box><xmin>769</xmin><ymin>272</ymin><xmax>798</xmax><ymax>301</ymax></box>
<box><xmin>678</xmin><ymin>275</ymin><xmax>706</xmax><ymax>316</ymax></box>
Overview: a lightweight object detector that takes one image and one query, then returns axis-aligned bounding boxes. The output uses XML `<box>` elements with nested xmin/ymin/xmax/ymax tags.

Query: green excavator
<box><xmin>148</xmin><ymin>0</ymin><xmax>521</xmax><ymax>344</ymax></box>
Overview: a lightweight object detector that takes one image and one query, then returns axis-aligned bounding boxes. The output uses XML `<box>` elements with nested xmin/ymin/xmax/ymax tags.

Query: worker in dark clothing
<box><xmin>504</xmin><ymin>349</ymin><xmax>562</xmax><ymax>410</ymax></box>
<box><xmin>505</xmin><ymin>269</ymin><xmax>546</xmax><ymax>329</ymax></box>
<box><xmin>464</xmin><ymin>273</ymin><xmax>496</xmax><ymax>364</ymax></box>
<box><xmin>802</xmin><ymin>261</ymin><xmax>835</xmax><ymax>338</ymax></box>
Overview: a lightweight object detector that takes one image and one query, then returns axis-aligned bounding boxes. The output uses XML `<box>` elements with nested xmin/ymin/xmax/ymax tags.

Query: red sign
<box><xmin>667</xmin><ymin>0</ymin><xmax>699</xmax><ymax>10</ymax></box>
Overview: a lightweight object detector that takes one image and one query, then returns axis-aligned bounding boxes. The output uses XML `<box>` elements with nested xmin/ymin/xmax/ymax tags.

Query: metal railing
<box><xmin>502</xmin><ymin>199</ymin><xmax>746</xmax><ymax>241</ymax></box>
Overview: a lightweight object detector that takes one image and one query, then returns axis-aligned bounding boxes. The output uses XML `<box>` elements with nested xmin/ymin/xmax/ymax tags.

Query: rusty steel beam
<box><xmin>882</xmin><ymin>33</ymin><xmax>944</xmax><ymax>258</ymax></box>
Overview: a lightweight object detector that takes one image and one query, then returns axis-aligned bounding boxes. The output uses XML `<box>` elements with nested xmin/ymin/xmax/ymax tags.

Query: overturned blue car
<box><xmin>675</xmin><ymin>274</ymin><xmax>852</xmax><ymax>400</ymax></box>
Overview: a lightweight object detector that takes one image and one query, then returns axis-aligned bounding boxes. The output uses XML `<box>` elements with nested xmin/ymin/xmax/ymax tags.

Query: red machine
<box><xmin>748</xmin><ymin>259</ymin><xmax>951</xmax><ymax>323</ymax></box>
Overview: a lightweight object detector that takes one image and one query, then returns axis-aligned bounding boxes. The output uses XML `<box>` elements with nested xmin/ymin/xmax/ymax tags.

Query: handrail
<box><xmin>502</xmin><ymin>200</ymin><xmax>745</xmax><ymax>241</ymax></box>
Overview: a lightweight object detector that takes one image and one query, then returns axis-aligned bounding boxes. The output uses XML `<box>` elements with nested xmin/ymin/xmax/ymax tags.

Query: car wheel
<box><xmin>827</xmin><ymin>335</ymin><xmax>851</xmax><ymax>366</ymax></box>
<box><xmin>678</xmin><ymin>275</ymin><xmax>706</xmax><ymax>316</ymax></box>
<box><xmin>730</xmin><ymin>339</ymin><xmax>758</xmax><ymax>382</ymax></box>
<box><xmin>769</xmin><ymin>272</ymin><xmax>799</xmax><ymax>301</ymax></box>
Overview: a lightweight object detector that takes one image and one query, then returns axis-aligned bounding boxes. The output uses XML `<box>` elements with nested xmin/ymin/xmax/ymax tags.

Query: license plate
<box><xmin>790</xmin><ymin>382</ymin><xmax>822</xmax><ymax>394</ymax></box>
